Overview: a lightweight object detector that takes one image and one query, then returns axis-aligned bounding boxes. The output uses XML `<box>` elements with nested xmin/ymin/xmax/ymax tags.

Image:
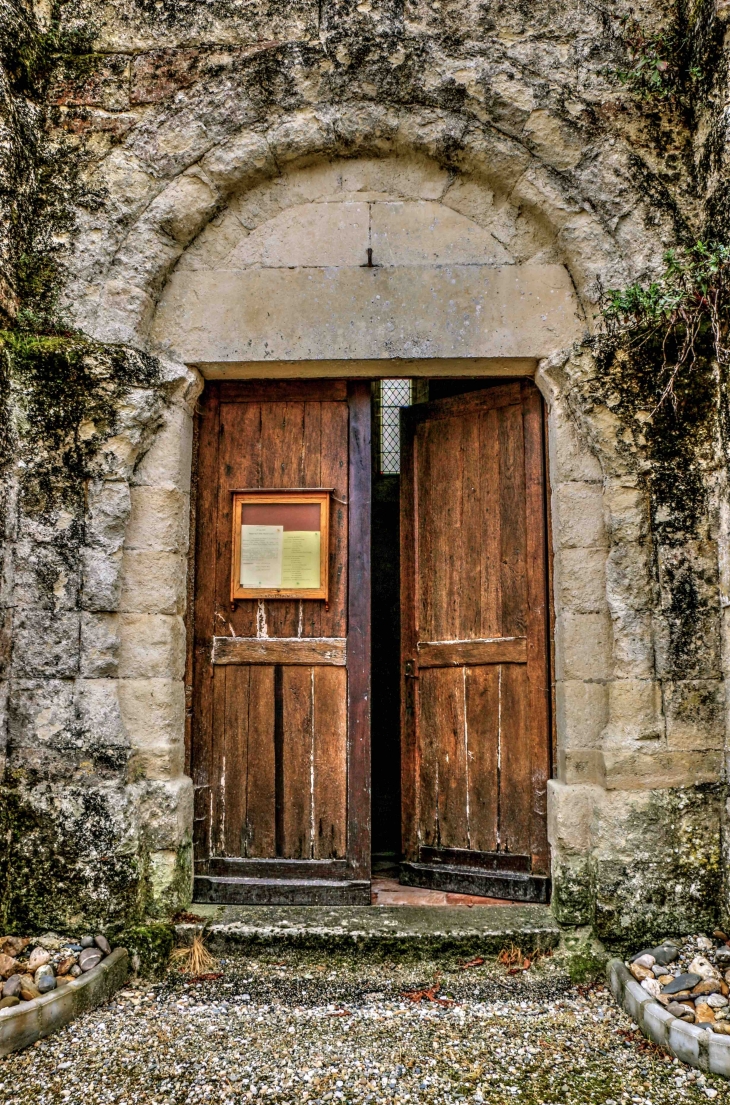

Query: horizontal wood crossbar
<box><xmin>194</xmin><ymin>875</ymin><xmax>371</xmax><ymax>906</ymax></box>
<box><xmin>400</xmin><ymin>863</ymin><xmax>550</xmax><ymax>904</ymax></box>
<box><xmin>212</xmin><ymin>637</ymin><xmax>347</xmax><ymax>666</ymax></box>
<box><xmin>416</xmin><ymin>637</ymin><xmax>527</xmax><ymax>667</ymax></box>
<box><xmin>201</xmin><ymin>858</ymin><xmax>349</xmax><ymax>879</ymax></box>
<box><xmin>419</xmin><ymin>847</ymin><xmax>531</xmax><ymax>873</ymax></box>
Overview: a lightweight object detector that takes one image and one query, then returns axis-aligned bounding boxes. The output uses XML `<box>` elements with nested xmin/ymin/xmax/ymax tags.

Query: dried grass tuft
<box><xmin>170</xmin><ymin>932</ymin><xmax>218</xmax><ymax>976</ymax></box>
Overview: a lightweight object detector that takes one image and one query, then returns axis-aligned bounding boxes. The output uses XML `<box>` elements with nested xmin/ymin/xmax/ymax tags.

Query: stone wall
<box><xmin>0</xmin><ymin>0</ymin><xmax>728</xmax><ymax>943</ymax></box>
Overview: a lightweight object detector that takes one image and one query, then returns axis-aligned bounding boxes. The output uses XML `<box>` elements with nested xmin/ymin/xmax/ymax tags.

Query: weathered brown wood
<box><xmin>400</xmin><ymin>404</ymin><xmax>419</xmax><ymax>860</ymax></box>
<box><xmin>222</xmin><ymin>664</ymin><xmax>249</xmax><ymax>856</ymax></box>
<box><xmin>212</xmin><ymin>637</ymin><xmax>347</xmax><ymax>666</ymax></box>
<box><xmin>313</xmin><ymin>665</ymin><xmax>347</xmax><ymax>858</ymax></box>
<box><xmin>246</xmin><ymin>665</ymin><xmax>276</xmax><ymax>857</ymax></box>
<box><xmin>498</xmin><ymin>662</ymin><xmax>531</xmax><ymax>856</ymax></box>
<box><xmin>191</xmin><ymin>384</ymin><xmax>220</xmax><ymax>858</ymax></box>
<box><xmin>415</xmin><ymin>668</ymin><xmax>441</xmax><ymax>849</ymax></box>
<box><xmin>399</xmin><ymin>381</ymin><xmax>551</xmax><ymax>902</ymax></box>
<box><xmin>219</xmin><ymin>380</ymin><xmax>348</xmax><ymax>403</ymax></box>
<box><xmin>416</xmin><ymin>637</ymin><xmax>527</xmax><ymax>667</ymax></box>
<box><xmin>347</xmin><ymin>382</ymin><xmax>372</xmax><ymax>880</ymax></box>
<box><xmin>480</xmin><ymin>406</ymin><xmax>502</xmax><ymax>638</ymax></box>
<box><xmin>191</xmin><ymin>378</ymin><xmax>365</xmax><ymax>899</ymax></box>
<box><xmin>281</xmin><ymin>665</ymin><xmax>313</xmax><ymax>859</ymax></box>
<box><xmin>204</xmin><ymin>857</ymin><xmax>348</xmax><ymax>878</ymax></box>
<box><xmin>210</xmin><ymin>665</ymin><xmax>227</xmax><ymax>855</ymax></box>
<box><xmin>402</xmin><ymin>383</ymin><xmax>521</xmax><ymax>427</ymax></box>
<box><xmin>523</xmin><ymin>383</ymin><xmax>551</xmax><ymax>874</ymax></box>
<box><xmin>499</xmin><ymin>398</ymin><xmax>527</xmax><ymax>637</ymax></box>
<box><xmin>184</xmin><ymin>400</ymin><xmax>201</xmax><ymax>778</ymax></box>
<box><xmin>418</xmin><ymin>846</ymin><xmax>530</xmax><ymax>872</ymax></box>
<box><xmin>193</xmin><ymin>875</ymin><xmax>371</xmax><ymax>906</ymax></box>
<box><xmin>435</xmin><ymin>667</ymin><xmax>468</xmax><ymax>850</ymax></box>
<box><xmin>465</xmin><ymin>664</ymin><xmax>500</xmax><ymax>853</ymax></box>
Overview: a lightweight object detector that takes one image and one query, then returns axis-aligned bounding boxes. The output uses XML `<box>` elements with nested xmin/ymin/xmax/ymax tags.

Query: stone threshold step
<box><xmin>177</xmin><ymin>904</ymin><xmax>560</xmax><ymax>958</ymax></box>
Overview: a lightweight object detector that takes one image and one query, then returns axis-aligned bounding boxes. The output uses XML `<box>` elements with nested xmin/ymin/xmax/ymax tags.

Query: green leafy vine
<box><xmin>599</xmin><ymin>241</ymin><xmax>730</xmax><ymax>408</ymax></box>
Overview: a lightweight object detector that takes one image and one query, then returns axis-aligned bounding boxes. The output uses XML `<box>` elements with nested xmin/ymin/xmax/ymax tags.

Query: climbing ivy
<box><xmin>600</xmin><ymin>241</ymin><xmax>730</xmax><ymax>408</ymax></box>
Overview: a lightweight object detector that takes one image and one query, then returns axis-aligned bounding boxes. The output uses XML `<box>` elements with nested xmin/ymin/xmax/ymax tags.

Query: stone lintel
<box><xmin>152</xmin><ymin>264</ymin><xmax>584</xmax><ymax>365</ymax></box>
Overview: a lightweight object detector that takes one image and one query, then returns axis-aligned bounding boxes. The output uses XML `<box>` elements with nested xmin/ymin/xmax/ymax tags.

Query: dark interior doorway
<box><xmin>369</xmin><ymin>378</ymin><xmax>518</xmax><ymax>878</ymax></box>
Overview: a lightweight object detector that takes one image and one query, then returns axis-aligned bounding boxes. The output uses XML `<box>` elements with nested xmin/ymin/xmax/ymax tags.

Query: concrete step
<box><xmin>176</xmin><ymin>903</ymin><xmax>560</xmax><ymax>959</ymax></box>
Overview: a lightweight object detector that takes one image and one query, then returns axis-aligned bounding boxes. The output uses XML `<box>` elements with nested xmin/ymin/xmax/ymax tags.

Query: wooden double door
<box><xmin>189</xmin><ymin>378</ymin><xmax>550</xmax><ymax>904</ymax></box>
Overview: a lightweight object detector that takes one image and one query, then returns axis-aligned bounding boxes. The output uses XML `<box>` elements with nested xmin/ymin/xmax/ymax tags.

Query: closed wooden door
<box><xmin>189</xmin><ymin>380</ymin><xmax>371</xmax><ymax>904</ymax></box>
<box><xmin>400</xmin><ymin>382</ymin><xmax>551</xmax><ymax>902</ymax></box>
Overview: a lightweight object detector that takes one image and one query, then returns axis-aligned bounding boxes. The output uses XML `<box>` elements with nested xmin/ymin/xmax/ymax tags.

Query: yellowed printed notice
<box><xmin>240</xmin><ymin>524</ymin><xmax>283</xmax><ymax>587</ymax></box>
<box><xmin>281</xmin><ymin>531</ymin><xmax>321</xmax><ymax>589</ymax></box>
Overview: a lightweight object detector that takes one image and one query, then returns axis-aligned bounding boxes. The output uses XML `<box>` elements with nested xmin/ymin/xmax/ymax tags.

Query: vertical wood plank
<box><xmin>465</xmin><ymin>664</ymin><xmax>500</xmax><ymax>853</ymax></box>
<box><xmin>321</xmin><ymin>401</ymin><xmax>349</xmax><ymax>639</ymax></box>
<box><xmin>480</xmin><ymin>406</ymin><xmax>502</xmax><ymax>639</ymax></box>
<box><xmin>245</xmin><ymin>665</ymin><xmax>276</xmax><ymax>857</ymax></box>
<box><xmin>498</xmin><ymin>663</ymin><xmax>531</xmax><ymax>856</ymax></box>
<box><xmin>300</xmin><ymin>402</ymin><xmax>322</xmax><ymax>638</ymax></box>
<box><xmin>435</xmin><ymin>667</ymin><xmax>469</xmax><ymax>850</ymax></box>
<box><xmin>522</xmin><ymin>383</ymin><xmax>551</xmax><ymax>873</ymax></box>
<box><xmin>420</xmin><ymin>417</ymin><xmax>462</xmax><ymax>641</ymax></box>
<box><xmin>459</xmin><ymin>411</ymin><xmax>481</xmax><ymax>641</ymax></box>
<box><xmin>219</xmin><ymin>400</ymin><xmax>262</xmax><ymax>638</ymax></box>
<box><xmin>400</xmin><ymin>407</ymin><xmax>419</xmax><ymax>861</ymax></box>
<box><xmin>281</xmin><ymin>665</ymin><xmax>313</xmax><ymax>859</ymax></box>
<box><xmin>260</xmin><ymin>401</ymin><xmax>305</xmax><ymax>638</ymax></box>
<box><xmin>499</xmin><ymin>401</ymin><xmax>527</xmax><ymax>636</ymax></box>
<box><xmin>416</xmin><ymin>668</ymin><xmax>442</xmax><ymax>849</ymax></box>
<box><xmin>191</xmin><ymin>384</ymin><xmax>220</xmax><ymax>861</ymax></box>
<box><xmin>223</xmin><ymin>665</ymin><xmax>250</xmax><ymax>856</ymax></box>
<box><xmin>313</xmin><ymin>665</ymin><xmax>347</xmax><ymax>858</ymax></box>
<box><xmin>210</xmin><ymin>666</ymin><xmax>227</xmax><ymax>855</ymax></box>
<box><xmin>184</xmin><ymin>406</ymin><xmax>200</xmax><ymax>777</ymax></box>
<box><xmin>347</xmin><ymin>382</ymin><xmax>372</xmax><ymax>879</ymax></box>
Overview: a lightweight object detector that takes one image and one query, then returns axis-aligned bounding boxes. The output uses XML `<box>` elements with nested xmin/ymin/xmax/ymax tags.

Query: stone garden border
<box><xmin>608</xmin><ymin>959</ymin><xmax>730</xmax><ymax>1079</ymax></box>
<box><xmin>0</xmin><ymin>948</ymin><xmax>129</xmax><ymax>1057</ymax></box>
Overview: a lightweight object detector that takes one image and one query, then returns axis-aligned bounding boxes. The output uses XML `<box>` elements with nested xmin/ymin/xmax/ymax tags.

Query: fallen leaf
<box><xmin>457</xmin><ymin>957</ymin><xmax>484</xmax><ymax>971</ymax></box>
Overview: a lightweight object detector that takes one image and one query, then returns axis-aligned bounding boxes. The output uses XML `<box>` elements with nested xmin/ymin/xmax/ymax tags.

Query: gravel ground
<box><xmin>2</xmin><ymin>950</ymin><xmax>730</xmax><ymax>1105</ymax></box>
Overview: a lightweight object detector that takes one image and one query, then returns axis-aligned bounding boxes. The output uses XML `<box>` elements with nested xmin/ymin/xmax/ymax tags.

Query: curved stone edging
<box><xmin>0</xmin><ymin>947</ymin><xmax>129</xmax><ymax>1057</ymax></box>
<box><xmin>608</xmin><ymin>958</ymin><xmax>730</xmax><ymax>1078</ymax></box>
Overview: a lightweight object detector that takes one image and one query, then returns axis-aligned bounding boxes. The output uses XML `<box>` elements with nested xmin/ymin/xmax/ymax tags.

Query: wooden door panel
<box><xmin>401</xmin><ymin>381</ymin><xmax>551</xmax><ymax>903</ymax></box>
<box><xmin>190</xmin><ymin>380</ymin><xmax>369</xmax><ymax>904</ymax></box>
<box><xmin>464</xmin><ymin>664</ymin><xmax>500</xmax><ymax>854</ymax></box>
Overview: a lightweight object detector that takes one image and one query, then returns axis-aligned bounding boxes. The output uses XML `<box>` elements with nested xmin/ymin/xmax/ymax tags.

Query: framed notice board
<box><xmin>230</xmin><ymin>489</ymin><xmax>331</xmax><ymax>602</ymax></box>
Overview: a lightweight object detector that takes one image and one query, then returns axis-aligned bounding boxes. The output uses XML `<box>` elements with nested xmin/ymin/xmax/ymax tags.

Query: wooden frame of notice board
<box><xmin>230</xmin><ymin>488</ymin><xmax>332</xmax><ymax>602</ymax></box>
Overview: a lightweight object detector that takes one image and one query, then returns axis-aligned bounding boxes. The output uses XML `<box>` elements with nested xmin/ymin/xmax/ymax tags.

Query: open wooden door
<box><xmin>190</xmin><ymin>380</ymin><xmax>371</xmax><ymax>904</ymax></box>
<box><xmin>399</xmin><ymin>381</ymin><xmax>551</xmax><ymax>902</ymax></box>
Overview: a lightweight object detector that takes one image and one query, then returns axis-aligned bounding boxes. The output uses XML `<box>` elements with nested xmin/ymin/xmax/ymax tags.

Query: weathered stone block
<box><xmin>125</xmin><ymin>488</ymin><xmax>189</xmax><ymax>553</ymax></box>
<box><xmin>554</xmin><ymin>547</ymin><xmax>607</xmax><ymax>613</ymax></box>
<box><xmin>547</xmin><ymin>780</ymin><xmax>597</xmax><ymax>854</ymax></box>
<box><xmin>81</xmin><ymin>548</ymin><xmax>123</xmax><ymax>612</ymax></box>
<box><xmin>603</xmin><ymin>749</ymin><xmax>722</xmax><ymax>790</ymax></box>
<box><xmin>118</xmin><ymin>551</ymin><xmax>187</xmax><ymax>615</ymax></box>
<box><xmin>80</xmin><ymin>613</ymin><xmax>120</xmax><ymax>678</ymax></box>
<box><xmin>118</xmin><ymin>614</ymin><xmax>186</xmax><ymax>680</ymax></box>
<box><xmin>131</xmin><ymin>402</ymin><xmax>196</xmax><ymax>494</ymax></box>
<box><xmin>86</xmin><ymin>480</ymin><xmax>132</xmax><ymax>553</ymax></box>
<box><xmin>553</xmin><ymin>482</ymin><xmax>607</xmax><ymax>549</ymax></box>
<box><xmin>11</xmin><ymin>610</ymin><xmax>80</xmax><ymax>679</ymax></box>
<box><xmin>555</xmin><ymin>679</ymin><xmax>608</xmax><ymax>750</ymax></box>
<box><xmin>117</xmin><ymin>678</ymin><xmax>186</xmax><ymax>779</ymax></box>
<box><xmin>664</xmin><ymin>680</ymin><xmax>726</xmax><ymax>751</ymax></box>
<box><xmin>554</xmin><ymin>611</ymin><xmax>612</xmax><ymax>681</ymax></box>
<box><xmin>228</xmin><ymin>201</ymin><xmax>369</xmax><ymax>268</ymax></box>
<box><xmin>370</xmin><ymin>200</ymin><xmax>510</xmax><ymax>266</ymax></box>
